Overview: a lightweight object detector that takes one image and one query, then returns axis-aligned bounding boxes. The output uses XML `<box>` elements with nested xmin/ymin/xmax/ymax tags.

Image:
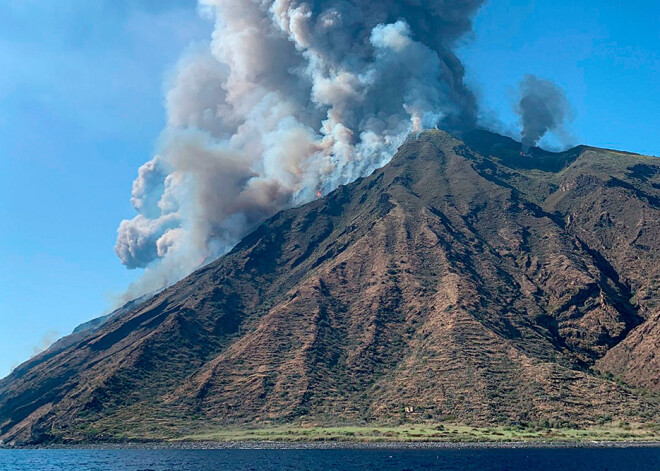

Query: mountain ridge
<box><xmin>2</xmin><ymin>130</ymin><xmax>660</xmax><ymax>445</ymax></box>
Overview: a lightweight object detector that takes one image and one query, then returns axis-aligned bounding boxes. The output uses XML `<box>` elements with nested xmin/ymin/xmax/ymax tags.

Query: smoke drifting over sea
<box><xmin>114</xmin><ymin>0</ymin><xmax>487</xmax><ymax>299</ymax></box>
<box><xmin>516</xmin><ymin>74</ymin><xmax>573</xmax><ymax>152</ymax></box>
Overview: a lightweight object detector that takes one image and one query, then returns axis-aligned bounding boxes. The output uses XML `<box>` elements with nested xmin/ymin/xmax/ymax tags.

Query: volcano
<box><xmin>2</xmin><ymin>130</ymin><xmax>660</xmax><ymax>444</ymax></box>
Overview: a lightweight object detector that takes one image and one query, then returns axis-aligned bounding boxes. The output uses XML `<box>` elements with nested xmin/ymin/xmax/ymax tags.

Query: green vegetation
<box><xmin>176</xmin><ymin>422</ymin><xmax>660</xmax><ymax>444</ymax></box>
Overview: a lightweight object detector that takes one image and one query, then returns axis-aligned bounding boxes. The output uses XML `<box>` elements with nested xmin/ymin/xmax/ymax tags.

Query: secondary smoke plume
<box><xmin>517</xmin><ymin>74</ymin><xmax>572</xmax><ymax>152</ymax></box>
<box><xmin>32</xmin><ymin>330</ymin><xmax>59</xmax><ymax>357</ymax></box>
<box><xmin>116</xmin><ymin>0</ymin><xmax>485</xmax><ymax>299</ymax></box>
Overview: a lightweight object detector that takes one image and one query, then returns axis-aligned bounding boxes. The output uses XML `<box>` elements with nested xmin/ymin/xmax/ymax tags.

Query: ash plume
<box><xmin>516</xmin><ymin>74</ymin><xmax>572</xmax><ymax>152</ymax></box>
<box><xmin>116</xmin><ymin>0</ymin><xmax>486</xmax><ymax>297</ymax></box>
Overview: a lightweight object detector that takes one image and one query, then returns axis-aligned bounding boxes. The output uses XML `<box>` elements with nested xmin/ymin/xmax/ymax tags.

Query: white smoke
<box><xmin>116</xmin><ymin>0</ymin><xmax>485</xmax><ymax>299</ymax></box>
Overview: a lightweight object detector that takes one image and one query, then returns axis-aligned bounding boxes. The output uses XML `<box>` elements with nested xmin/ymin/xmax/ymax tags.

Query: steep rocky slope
<box><xmin>1</xmin><ymin>130</ymin><xmax>659</xmax><ymax>444</ymax></box>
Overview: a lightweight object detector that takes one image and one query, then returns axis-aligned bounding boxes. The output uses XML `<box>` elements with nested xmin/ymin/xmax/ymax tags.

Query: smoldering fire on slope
<box><xmin>115</xmin><ymin>2</ymin><xmax>579</xmax><ymax>302</ymax></box>
<box><xmin>114</xmin><ymin>0</ymin><xmax>486</xmax><ymax>300</ymax></box>
<box><xmin>31</xmin><ymin>330</ymin><xmax>59</xmax><ymax>357</ymax></box>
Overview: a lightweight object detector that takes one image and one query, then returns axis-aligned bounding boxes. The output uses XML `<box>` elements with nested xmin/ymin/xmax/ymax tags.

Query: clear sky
<box><xmin>0</xmin><ymin>0</ymin><xmax>658</xmax><ymax>379</ymax></box>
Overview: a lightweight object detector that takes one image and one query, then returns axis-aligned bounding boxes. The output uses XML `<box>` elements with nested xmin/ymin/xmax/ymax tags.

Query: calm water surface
<box><xmin>1</xmin><ymin>447</ymin><xmax>660</xmax><ymax>470</ymax></box>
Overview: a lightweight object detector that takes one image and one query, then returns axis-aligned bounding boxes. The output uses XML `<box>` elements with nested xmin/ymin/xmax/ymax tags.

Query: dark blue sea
<box><xmin>1</xmin><ymin>447</ymin><xmax>660</xmax><ymax>470</ymax></box>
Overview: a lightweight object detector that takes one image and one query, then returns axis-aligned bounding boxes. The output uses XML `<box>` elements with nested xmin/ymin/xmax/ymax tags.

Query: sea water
<box><xmin>1</xmin><ymin>447</ymin><xmax>660</xmax><ymax>470</ymax></box>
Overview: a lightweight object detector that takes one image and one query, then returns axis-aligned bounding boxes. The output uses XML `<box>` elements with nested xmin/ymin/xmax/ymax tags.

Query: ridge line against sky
<box><xmin>0</xmin><ymin>0</ymin><xmax>658</xmax><ymax>379</ymax></box>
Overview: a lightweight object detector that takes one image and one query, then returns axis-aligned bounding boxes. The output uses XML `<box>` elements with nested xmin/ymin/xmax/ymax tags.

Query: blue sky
<box><xmin>0</xmin><ymin>0</ymin><xmax>658</xmax><ymax>379</ymax></box>
<box><xmin>460</xmin><ymin>0</ymin><xmax>659</xmax><ymax>155</ymax></box>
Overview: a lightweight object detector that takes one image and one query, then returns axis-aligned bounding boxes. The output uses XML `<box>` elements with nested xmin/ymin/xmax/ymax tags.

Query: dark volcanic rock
<box><xmin>1</xmin><ymin>130</ymin><xmax>659</xmax><ymax>444</ymax></box>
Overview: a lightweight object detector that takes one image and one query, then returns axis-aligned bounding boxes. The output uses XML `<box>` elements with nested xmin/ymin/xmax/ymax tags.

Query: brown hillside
<box><xmin>1</xmin><ymin>130</ymin><xmax>659</xmax><ymax>444</ymax></box>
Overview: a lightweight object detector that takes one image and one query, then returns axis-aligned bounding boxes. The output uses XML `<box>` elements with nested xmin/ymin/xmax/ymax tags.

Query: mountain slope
<box><xmin>1</xmin><ymin>130</ymin><xmax>659</xmax><ymax>444</ymax></box>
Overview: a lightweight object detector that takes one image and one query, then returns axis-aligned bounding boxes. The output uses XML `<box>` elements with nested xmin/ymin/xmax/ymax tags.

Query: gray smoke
<box><xmin>116</xmin><ymin>0</ymin><xmax>486</xmax><ymax>298</ymax></box>
<box><xmin>517</xmin><ymin>74</ymin><xmax>572</xmax><ymax>152</ymax></box>
<box><xmin>32</xmin><ymin>330</ymin><xmax>59</xmax><ymax>357</ymax></box>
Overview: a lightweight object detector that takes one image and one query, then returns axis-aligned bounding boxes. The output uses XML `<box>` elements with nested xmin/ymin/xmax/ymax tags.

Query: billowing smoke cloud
<box><xmin>116</xmin><ymin>0</ymin><xmax>485</xmax><ymax>298</ymax></box>
<box><xmin>516</xmin><ymin>74</ymin><xmax>572</xmax><ymax>151</ymax></box>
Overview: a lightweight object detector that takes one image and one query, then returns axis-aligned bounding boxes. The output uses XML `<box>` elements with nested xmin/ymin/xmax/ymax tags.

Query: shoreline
<box><xmin>4</xmin><ymin>440</ymin><xmax>660</xmax><ymax>451</ymax></box>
